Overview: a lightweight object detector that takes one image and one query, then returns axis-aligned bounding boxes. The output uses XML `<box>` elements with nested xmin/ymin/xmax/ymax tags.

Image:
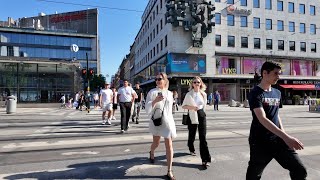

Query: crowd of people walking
<box><xmin>58</xmin><ymin>61</ymin><xmax>307</xmax><ymax>179</ymax></box>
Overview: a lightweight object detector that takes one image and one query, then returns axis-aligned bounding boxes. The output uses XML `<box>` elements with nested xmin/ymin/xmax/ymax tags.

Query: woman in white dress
<box><xmin>145</xmin><ymin>72</ymin><xmax>176</xmax><ymax>180</ymax></box>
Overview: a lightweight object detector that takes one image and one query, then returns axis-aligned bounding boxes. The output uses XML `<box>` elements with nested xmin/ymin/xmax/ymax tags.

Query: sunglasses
<box><xmin>193</xmin><ymin>81</ymin><xmax>200</xmax><ymax>84</ymax></box>
<box><xmin>155</xmin><ymin>78</ymin><xmax>163</xmax><ymax>81</ymax></box>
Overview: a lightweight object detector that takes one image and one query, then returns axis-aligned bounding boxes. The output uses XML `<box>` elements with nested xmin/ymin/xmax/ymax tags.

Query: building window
<box><xmin>227</xmin><ymin>14</ymin><xmax>234</xmax><ymax>26</ymax></box>
<box><xmin>157</xmin><ymin>24</ymin><xmax>159</xmax><ymax>34</ymax></box>
<box><xmin>310</xmin><ymin>24</ymin><xmax>316</xmax><ymax>34</ymax></box>
<box><xmin>160</xmin><ymin>39</ymin><xmax>163</xmax><ymax>50</ymax></box>
<box><xmin>160</xmin><ymin>0</ymin><xmax>162</xmax><ymax>9</ymax></box>
<box><xmin>253</xmin><ymin>0</ymin><xmax>260</xmax><ymax>8</ymax></box>
<box><xmin>254</xmin><ymin>38</ymin><xmax>261</xmax><ymax>49</ymax></box>
<box><xmin>216</xmin><ymin>35</ymin><xmax>221</xmax><ymax>46</ymax></box>
<box><xmin>165</xmin><ymin>35</ymin><xmax>167</xmax><ymax>47</ymax></box>
<box><xmin>266</xmin><ymin>39</ymin><xmax>273</xmax><ymax>49</ymax></box>
<box><xmin>266</xmin><ymin>19</ymin><xmax>272</xmax><ymax>30</ymax></box>
<box><xmin>289</xmin><ymin>41</ymin><xmax>295</xmax><ymax>51</ymax></box>
<box><xmin>240</xmin><ymin>16</ymin><xmax>248</xmax><ymax>27</ymax></box>
<box><xmin>227</xmin><ymin>0</ymin><xmax>234</xmax><ymax>4</ymax></box>
<box><xmin>241</xmin><ymin>37</ymin><xmax>248</xmax><ymax>48</ymax></box>
<box><xmin>288</xmin><ymin>2</ymin><xmax>294</xmax><ymax>13</ymax></box>
<box><xmin>153</xmin><ymin>47</ymin><xmax>155</xmax><ymax>57</ymax></box>
<box><xmin>215</xmin><ymin>0</ymin><xmax>221</xmax><ymax>2</ymax></box>
<box><xmin>153</xmin><ymin>11</ymin><xmax>155</xmax><ymax>20</ymax></box>
<box><xmin>277</xmin><ymin>1</ymin><xmax>283</xmax><ymax>11</ymax></box>
<box><xmin>299</xmin><ymin>4</ymin><xmax>305</xmax><ymax>14</ymax></box>
<box><xmin>311</xmin><ymin>43</ymin><xmax>316</xmax><ymax>52</ymax></box>
<box><xmin>278</xmin><ymin>40</ymin><xmax>284</xmax><ymax>50</ymax></box>
<box><xmin>240</xmin><ymin>0</ymin><xmax>247</xmax><ymax>6</ymax></box>
<box><xmin>310</xmin><ymin>5</ymin><xmax>316</xmax><ymax>15</ymax></box>
<box><xmin>289</xmin><ymin>21</ymin><xmax>295</xmax><ymax>32</ymax></box>
<box><xmin>228</xmin><ymin>35</ymin><xmax>235</xmax><ymax>47</ymax></box>
<box><xmin>160</xmin><ymin>19</ymin><xmax>163</xmax><ymax>30</ymax></box>
<box><xmin>265</xmin><ymin>0</ymin><xmax>272</xmax><ymax>10</ymax></box>
<box><xmin>215</xmin><ymin>13</ymin><xmax>221</xmax><ymax>24</ymax></box>
<box><xmin>156</xmin><ymin>5</ymin><xmax>159</xmax><ymax>14</ymax></box>
<box><xmin>253</xmin><ymin>17</ymin><xmax>260</xmax><ymax>28</ymax></box>
<box><xmin>300</xmin><ymin>42</ymin><xmax>306</xmax><ymax>52</ymax></box>
<box><xmin>277</xmin><ymin>20</ymin><xmax>284</xmax><ymax>31</ymax></box>
<box><xmin>300</xmin><ymin>23</ymin><xmax>305</xmax><ymax>33</ymax></box>
<box><xmin>157</xmin><ymin>44</ymin><xmax>159</xmax><ymax>54</ymax></box>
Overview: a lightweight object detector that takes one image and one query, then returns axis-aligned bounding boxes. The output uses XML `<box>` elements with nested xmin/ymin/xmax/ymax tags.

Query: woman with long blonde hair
<box><xmin>145</xmin><ymin>72</ymin><xmax>177</xmax><ymax>179</ymax></box>
<box><xmin>182</xmin><ymin>76</ymin><xmax>211</xmax><ymax>169</ymax></box>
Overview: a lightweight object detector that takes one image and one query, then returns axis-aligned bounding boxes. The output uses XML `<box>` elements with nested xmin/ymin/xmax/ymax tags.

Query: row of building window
<box><xmin>0</xmin><ymin>32</ymin><xmax>92</xmax><ymax>47</ymax></box>
<box><xmin>216</xmin><ymin>35</ymin><xmax>317</xmax><ymax>53</ymax></box>
<box><xmin>137</xmin><ymin>0</ymin><xmax>164</xmax><ymax>46</ymax></box>
<box><xmin>217</xmin><ymin>0</ymin><xmax>316</xmax><ymax>15</ymax></box>
<box><xmin>137</xmin><ymin>35</ymin><xmax>167</xmax><ymax>70</ymax></box>
<box><xmin>216</xmin><ymin>14</ymin><xmax>317</xmax><ymax>34</ymax></box>
<box><xmin>0</xmin><ymin>46</ymin><xmax>94</xmax><ymax>60</ymax></box>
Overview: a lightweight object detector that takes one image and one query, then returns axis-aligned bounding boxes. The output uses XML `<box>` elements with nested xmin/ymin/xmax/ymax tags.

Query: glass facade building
<box><xmin>0</xmin><ymin>9</ymin><xmax>99</xmax><ymax>103</ymax></box>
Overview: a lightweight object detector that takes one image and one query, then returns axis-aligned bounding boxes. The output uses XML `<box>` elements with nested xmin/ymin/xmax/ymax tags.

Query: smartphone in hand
<box><xmin>158</xmin><ymin>92</ymin><xmax>162</xmax><ymax>97</ymax></box>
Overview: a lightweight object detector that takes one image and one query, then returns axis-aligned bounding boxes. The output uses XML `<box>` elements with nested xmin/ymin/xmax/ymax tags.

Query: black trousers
<box><xmin>246</xmin><ymin>139</ymin><xmax>307</xmax><ymax>180</ymax></box>
<box><xmin>120</xmin><ymin>102</ymin><xmax>132</xmax><ymax>131</ymax></box>
<box><xmin>187</xmin><ymin>109</ymin><xmax>211</xmax><ymax>163</ymax></box>
<box><xmin>214</xmin><ymin>101</ymin><xmax>219</xmax><ymax>110</ymax></box>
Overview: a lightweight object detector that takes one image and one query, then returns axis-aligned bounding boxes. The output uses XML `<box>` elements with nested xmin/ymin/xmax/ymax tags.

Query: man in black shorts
<box><xmin>246</xmin><ymin>61</ymin><xmax>307</xmax><ymax>179</ymax></box>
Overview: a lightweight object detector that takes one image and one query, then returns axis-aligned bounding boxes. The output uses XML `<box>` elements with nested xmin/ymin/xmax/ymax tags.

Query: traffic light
<box><xmin>81</xmin><ymin>69</ymin><xmax>87</xmax><ymax>79</ymax></box>
<box><xmin>89</xmin><ymin>69</ymin><xmax>94</xmax><ymax>80</ymax></box>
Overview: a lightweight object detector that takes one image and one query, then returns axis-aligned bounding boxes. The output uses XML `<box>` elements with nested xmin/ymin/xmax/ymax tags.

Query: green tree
<box><xmin>90</xmin><ymin>74</ymin><xmax>106</xmax><ymax>92</ymax></box>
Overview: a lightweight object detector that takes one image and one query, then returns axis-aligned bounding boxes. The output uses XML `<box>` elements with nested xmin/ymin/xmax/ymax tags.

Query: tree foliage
<box><xmin>90</xmin><ymin>74</ymin><xmax>105</xmax><ymax>92</ymax></box>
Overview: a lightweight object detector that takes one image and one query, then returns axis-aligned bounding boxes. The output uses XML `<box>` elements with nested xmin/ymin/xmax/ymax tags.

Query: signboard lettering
<box><xmin>181</xmin><ymin>79</ymin><xmax>193</xmax><ymax>86</ymax></box>
<box><xmin>222</xmin><ymin>68</ymin><xmax>237</xmax><ymax>74</ymax></box>
<box><xmin>227</xmin><ymin>5</ymin><xmax>251</xmax><ymax>16</ymax></box>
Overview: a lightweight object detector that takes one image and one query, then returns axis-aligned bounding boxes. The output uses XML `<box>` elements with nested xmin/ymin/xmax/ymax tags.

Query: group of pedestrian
<box><xmin>144</xmin><ymin>62</ymin><xmax>307</xmax><ymax>180</ymax></box>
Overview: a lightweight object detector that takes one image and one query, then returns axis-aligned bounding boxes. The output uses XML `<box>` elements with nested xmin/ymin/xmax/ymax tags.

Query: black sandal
<box><xmin>149</xmin><ymin>151</ymin><xmax>155</xmax><ymax>163</ymax></box>
<box><xmin>166</xmin><ymin>170</ymin><xmax>176</xmax><ymax>180</ymax></box>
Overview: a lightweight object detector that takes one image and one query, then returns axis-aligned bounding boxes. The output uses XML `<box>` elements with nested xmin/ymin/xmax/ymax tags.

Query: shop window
<box><xmin>217</xmin><ymin>57</ymin><xmax>238</xmax><ymax>75</ymax></box>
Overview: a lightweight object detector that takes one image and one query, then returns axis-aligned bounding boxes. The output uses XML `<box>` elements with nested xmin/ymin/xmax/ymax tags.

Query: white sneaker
<box><xmin>107</xmin><ymin>119</ymin><xmax>112</xmax><ymax>125</ymax></box>
<box><xmin>102</xmin><ymin>120</ymin><xmax>106</xmax><ymax>125</ymax></box>
<box><xmin>112</xmin><ymin>116</ymin><xmax>116</xmax><ymax>120</ymax></box>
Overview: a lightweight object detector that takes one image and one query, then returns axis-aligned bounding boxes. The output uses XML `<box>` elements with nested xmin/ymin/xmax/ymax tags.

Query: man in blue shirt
<box><xmin>246</xmin><ymin>61</ymin><xmax>307</xmax><ymax>180</ymax></box>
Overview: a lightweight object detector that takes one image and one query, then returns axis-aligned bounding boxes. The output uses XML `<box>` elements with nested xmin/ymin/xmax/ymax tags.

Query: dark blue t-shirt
<box><xmin>248</xmin><ymin>86</ymin><xmax>281</xmax><ymax>144</ymax></box>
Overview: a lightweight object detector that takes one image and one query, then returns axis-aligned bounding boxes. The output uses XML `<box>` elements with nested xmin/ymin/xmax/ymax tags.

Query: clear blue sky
<box><xmin>0</xmin><ymin>0</ymin><xmax>148</xmax><ymax>82</ymax></box>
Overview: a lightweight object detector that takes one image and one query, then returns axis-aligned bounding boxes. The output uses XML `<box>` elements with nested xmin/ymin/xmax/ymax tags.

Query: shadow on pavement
<box><xmin>3</xmin><ymin>152</ymin><xmax>203</xmax><ymax>179</ymax></box>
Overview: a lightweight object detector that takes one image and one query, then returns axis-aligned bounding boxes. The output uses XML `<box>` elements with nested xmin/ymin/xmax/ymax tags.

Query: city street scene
<box><xmin>0</xmin><ymin>105</ymin><xmax>320</xmax><ymax>179</ymax></box>
<box><xmin>1</xmin><ymin>0</ymin><xmax>320</xmax><ymax>179</ymax></box>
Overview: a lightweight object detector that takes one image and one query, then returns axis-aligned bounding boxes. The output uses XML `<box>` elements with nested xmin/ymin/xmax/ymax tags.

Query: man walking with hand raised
<box><xmin>246</xmin><ymin>61</ymin><xmax>307</xmax><ymax>180</ymax></box>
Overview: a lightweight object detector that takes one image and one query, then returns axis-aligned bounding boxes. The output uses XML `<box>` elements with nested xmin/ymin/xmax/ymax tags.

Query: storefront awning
<box><xmin>280</xmin><ymin>84</ymin><xmax>316</xmax><ymax>90</ymax></box>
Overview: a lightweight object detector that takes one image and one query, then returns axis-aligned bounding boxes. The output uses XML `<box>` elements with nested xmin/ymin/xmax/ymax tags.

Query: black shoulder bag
<box><xmin>151</xmin><ymin>96</ymin><xmax>167</xmax><ymax>126</ymax></box>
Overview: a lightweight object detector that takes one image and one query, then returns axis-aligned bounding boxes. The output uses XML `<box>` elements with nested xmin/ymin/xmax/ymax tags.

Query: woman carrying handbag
<box><xmin>182</xmin><ymin>76</ymin><xmax>211</xmax><ymax>169</ymax></box>
<box><xmin>145</xmin><ymin>72</ymin><xmax>177</xmax><ymax>180</ymax></box>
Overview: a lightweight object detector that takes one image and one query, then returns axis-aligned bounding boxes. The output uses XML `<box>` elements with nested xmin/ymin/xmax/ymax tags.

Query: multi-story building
<box><xmin>127</xmin><ymin>0</ymin><xmax>320</xmax><ymax>104</ymax></box>
<box><xmin>0</xmin><ymin>9</ymin><xmax>99</xmax><ymax>103</ymax></box>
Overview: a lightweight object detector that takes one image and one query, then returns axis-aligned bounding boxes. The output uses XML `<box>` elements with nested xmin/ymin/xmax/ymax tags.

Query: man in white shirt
<box><xmin>117</xmin><ymin>79</ymin><xmax>136</xmax><ymax>133</ymax></box>
<box><xmin>100</xmin><ymin>82</ymin><xmax>113</xmax><ymax>125</ymax></box>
